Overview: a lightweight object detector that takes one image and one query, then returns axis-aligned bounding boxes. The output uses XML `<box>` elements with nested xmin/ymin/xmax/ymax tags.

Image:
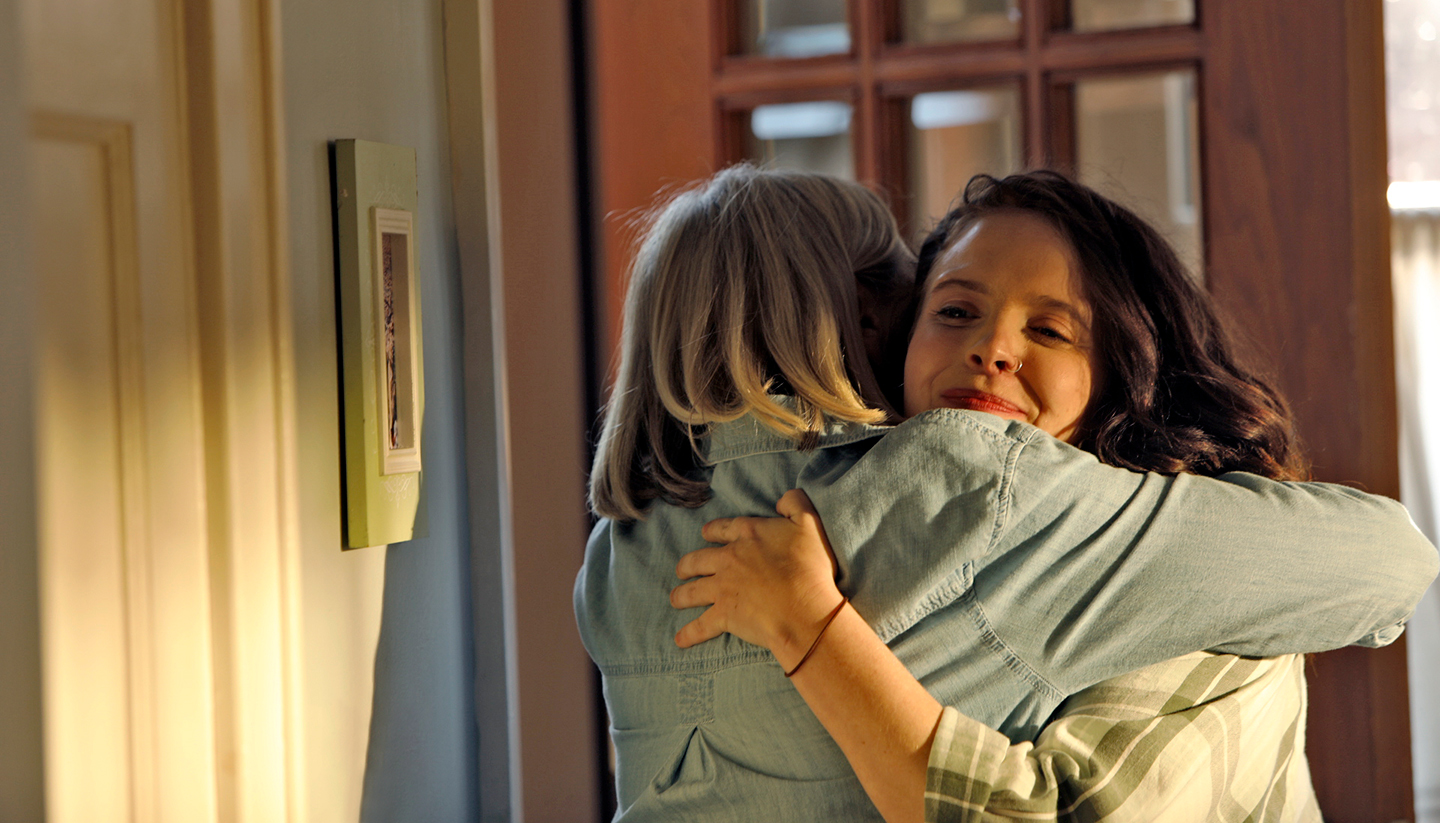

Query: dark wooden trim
<box><xmin>1021</xmin><ymin>0</ymin><xmax>1045</xmax><ymax>167</ymax></box>
<box><xmin>877</xmin><ymin>0</ymin><xmax>902</xmax><ymax>45</ymax></box>
<box><xmin>713</xmin><ymin>58</ymin><xmax>860</xmax><ymax>97</ymax></box>
<box><xmin>877</xmin><ymin>37</ymin><xmax>1026</xmax><ymax>62</ymax></box>
<box><xmin>1041</xmin><ymin>25</ymin><xmax>1201</xmax><ymax>70</ymax></box>
<box><xmin>717</xmin><ymin>28</ymin><xmax>1199</xmax><ymax>101</ymax></box>
<box><xmin>1045</xmin><ymin>0</ymin><xmax>1071</xmax><ymax>32</ymax></box>
<box><xmin>877</xmin><ymin>72</ymin><xmax>1025</xmax><ymax>99</ymax></box>
<box><xmin>715</xmin><ymin>84</ymin><xmax>857</xmax><ymax>112</ymax></box>
<box><xmin>1043</xmin><ymin>78</ymin><xmax>1075</xmax><ymax>172</ymax></box>
<box><xmin>854</xmin><ymin>0</ymin><xmax>881</xmax><ymax>182</ymax></box>
<box><xmin>1045</xmin><ymin>56</ymin><xmax>1199</xmax><ymax>85</ymax></box>
<box><xmin>713</xmin><ymin>0</ymin><xmax>740</xmax><ymax>68</ymax></box>
<box><xmin>1199</xmin><ymin>3</ymin><xmax>1408</xmax><ymax>816</ymax></box>
<box><xmin>716</xmin><ymin>105</ymin><xmax>748</xmax><ymax>169</ymax></box>
<box><xmin>875</xmin><ymin>94</ymin><xmax>910</xmax><ymax>222</ymax></box>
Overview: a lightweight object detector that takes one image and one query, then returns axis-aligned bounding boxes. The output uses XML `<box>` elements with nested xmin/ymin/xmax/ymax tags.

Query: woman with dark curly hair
<box><xmin>672</xmin><ymin>172</ymin><xmax>1374</xmax><ymax>821</ymax></box>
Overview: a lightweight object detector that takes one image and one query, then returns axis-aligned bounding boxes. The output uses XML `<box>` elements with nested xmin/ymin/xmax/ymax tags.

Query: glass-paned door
<box><xmin>724</xmin><ymin>0</ymin><xmax>1203</xmax><ymax>271</ymax></box>
<box><xmin>590</xmin><ymin>2</ymin><xmax>1409</xmax><ymax>818</ymax></box>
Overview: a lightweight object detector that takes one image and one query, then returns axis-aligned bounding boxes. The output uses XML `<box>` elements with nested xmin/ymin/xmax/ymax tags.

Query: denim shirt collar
<box><xmin>701</xmin><ymin>397</ymin><xmax>893</xmax><ymax>465</ymax></box>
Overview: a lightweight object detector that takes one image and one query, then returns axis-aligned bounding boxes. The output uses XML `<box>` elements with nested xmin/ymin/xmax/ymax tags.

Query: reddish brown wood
<box><xmin>590</xmin><ymin>0</ymin><xmax>718</xmax><ymax>360</ymax></box>
<box><xmin>877</xmin><ymin>0</ymin><xmax>902</xmax><ymax>44</ymax></box>
<box><xmin>715</xmin><ymin>84</ymin><xmax>856</xmax><ymax>110</ymax></box>
<box><xmin>1021</xmin><ymin>0</ymin><xmax>1046</xmax><ymax>166</ymax></box>
<box><xmin>714</xmin><ymin>0</ymin><xmax>741</xmax><ymax>62</ymax></box>
<box><xmin>713</xmin><ymin>58</ymin><xmax>860</xmax><ymax>98</ymax></box>
<box><xmin>875</xmin><ymin>94</ymin><xmax>910</xmax><ymax>223</ymax></box>
<box><xmin>1046</xmin><ymin>0</ymin><xmax>1071</xmax><ymax>32</ymax></box>
<box><xmin>1043</xmin><ymin>79</ymin><xmax>1075</xmax><ymax>172</ymax></box>
<box><xmin>716</xmin><ymin>106</ymin><xmax>749</xmax><ymax>168</ymax></box>
<box><xmin>716</xmin><ymin>29</ymin><xmax>1198</xmax><ymax>101</ymax></box>
<box><xmin>877</xmin><ymin>71</ymin><xmax>1027</xmax><ymax>100</ymax></box>
<box><xmin>854</xmin><ymin>0</ymin><xmax>881</xmax><ymax>183</ymax></box>
<box><xmin>1042</xmin><ymin>25</ymin><xmax>1201</xmax><ymax>68</ymax></box>
<box><xmin>1200</xmin><ymin>3</ymin><xmax>1408</xmax><ymax>818</ymax></box>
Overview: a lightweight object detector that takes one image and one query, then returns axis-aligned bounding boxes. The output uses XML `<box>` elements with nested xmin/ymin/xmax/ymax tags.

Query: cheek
<box><xmin>1036</xmin><ymin>357</ymin><xmax>1095</xmax><ymax>424</ymax></box>
<box><xmin>902</xmin><ymin>331</ymin><xmax>941</xmax><ymax>415</ymax></box>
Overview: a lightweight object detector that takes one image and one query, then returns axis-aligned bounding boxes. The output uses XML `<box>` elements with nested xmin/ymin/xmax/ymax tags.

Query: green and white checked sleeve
<box><xmin>925</xmin><ymin>653</ymin><xmax>1322</xmax><ymax>822</ymax></box>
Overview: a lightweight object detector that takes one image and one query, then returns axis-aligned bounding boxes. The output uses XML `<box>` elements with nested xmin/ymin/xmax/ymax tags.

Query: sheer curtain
<box><xmin>1396</xmin><ymin>208</ymin><xmax>1440</xmax><ymax>822</ymax></box>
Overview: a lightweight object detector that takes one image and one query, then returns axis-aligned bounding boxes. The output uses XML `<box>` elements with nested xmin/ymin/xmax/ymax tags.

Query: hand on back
<box><xmin>672</xmin><ymin>489</ymin><xmax>843</xmax><ymax>662</ymax></box>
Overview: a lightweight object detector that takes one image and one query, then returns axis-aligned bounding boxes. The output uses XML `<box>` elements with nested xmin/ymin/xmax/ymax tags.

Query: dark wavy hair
<box><xmin>915</xmin><ymin>171</ymin><xmax>1309</xmax><ymax>482</ymax></box>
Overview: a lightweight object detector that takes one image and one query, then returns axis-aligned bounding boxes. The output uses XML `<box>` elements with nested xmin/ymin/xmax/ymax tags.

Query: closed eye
<box><xmin>1030</xmin><ymin>325</ymin><xmax>1072</xmax><ymax>343</ymax></box>
<box><xmin>935</xmin><ymin>305</ymin><xmax>977</xmax><ymax>321</ymax></box>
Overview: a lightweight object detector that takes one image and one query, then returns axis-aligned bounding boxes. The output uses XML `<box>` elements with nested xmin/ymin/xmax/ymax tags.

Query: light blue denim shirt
<box><xmin>574</xmin><ymin>409</ymin><xmax>1437</xmax><ymax>822</ymax></box>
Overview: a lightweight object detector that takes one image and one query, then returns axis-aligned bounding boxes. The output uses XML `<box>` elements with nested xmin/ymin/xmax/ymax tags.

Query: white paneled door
<box><xmin>25</xmin><ymin>0</ymin><xmax>297</xmax><ymax>818</ymax></box>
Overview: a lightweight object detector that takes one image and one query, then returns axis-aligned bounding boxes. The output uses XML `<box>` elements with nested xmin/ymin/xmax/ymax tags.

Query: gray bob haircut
<box><xmin>589</xmin><ymin>164</ymin><xmax>915</xmax><ymax>521</ymax></box>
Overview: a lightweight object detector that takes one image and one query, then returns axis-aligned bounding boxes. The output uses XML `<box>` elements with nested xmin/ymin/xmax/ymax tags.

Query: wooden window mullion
<box><xmin>1021</xmin><ymin>0</ymin><xmax>1050</xmax><ymax>167</ymax></box>
<box><xmin>1045</xmin><ymin>81</ymin><xmax>1076</xmax><ymax>172</ymax></box>
<box><xmin>854</xmin><ymin>0</ymin><xmax>882</xmax><ymax>184</ymax></box>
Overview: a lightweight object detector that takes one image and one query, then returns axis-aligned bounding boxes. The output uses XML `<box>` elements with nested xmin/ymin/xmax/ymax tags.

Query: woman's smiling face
<box><xmin>904</xmin><ymin>210</ymin><xmax>1100</xmax><ymax>442</ymax></box>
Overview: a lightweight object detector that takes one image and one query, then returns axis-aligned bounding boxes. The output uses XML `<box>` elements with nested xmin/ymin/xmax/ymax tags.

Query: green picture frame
<box><xmin>333</xmin><ymin>139</ymin><xmax>425</xmax><ymax>548</ymax></box>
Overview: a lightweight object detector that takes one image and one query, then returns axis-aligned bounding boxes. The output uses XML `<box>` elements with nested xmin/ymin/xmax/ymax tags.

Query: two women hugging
<box><xmin>575</xmin><ymin>165</ymin><xmax>1438</xmax><ymax>822</ymax></box>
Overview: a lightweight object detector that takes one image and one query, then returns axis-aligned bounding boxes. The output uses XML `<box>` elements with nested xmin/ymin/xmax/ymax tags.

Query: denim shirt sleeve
<box><xmin>803</xmin><ymin>409</ymin><xmax>1438</xmax><ymax>694</ymax></box>
<box><xmin>991</xmin><ymin>430</ymin><xmax>1438</xmax><ymax>692</ymax></box>
<box><xmin>799</xmin><ymin>411</ymin><xmax>1013</xmax><ymax>641</ymax></box>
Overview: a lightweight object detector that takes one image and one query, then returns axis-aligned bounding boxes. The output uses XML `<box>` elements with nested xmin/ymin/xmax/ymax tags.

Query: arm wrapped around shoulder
<box><xmin>801</xmin><ymin>409</ymin><xmax>1438</xmax><ymax>689</ymax></box>
<box><xmin>988</xmin><ymin>423</ymin><xmax>1439</xmax><ymax>690</ymax></box>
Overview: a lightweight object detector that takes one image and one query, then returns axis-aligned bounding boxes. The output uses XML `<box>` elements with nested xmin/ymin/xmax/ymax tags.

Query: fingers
<box><xmin>700</xmin><ymin>515</ymin><xmax>775</xmax><ymax>544</ymax></box>
<box><xmin>775</xmin><ymin>488</ymin><xmax>819</xmax><ymax>520</ymax></box>
<box><xmin>700</xmin><ymin>517</ymin><xmax>740</xmax><ymax>544</ymax></box>
<box><xmin>669</xmin><ymin>578</ymin><xmax>716</xmax><ymax>610</ymax></box>
<box><xmin>776</xmin><ymin>488</ymin><xmax>826</xmax><ymax>540</ymax></box>
<box><xmin>674</xmin><ymin>609</ymin><xmax>724</xmax><ymax>649</ymax></box>
<box><xmin>676</xmin><ymin>546</ymin><xmax>723</xmax><ymax>580</ymax></box>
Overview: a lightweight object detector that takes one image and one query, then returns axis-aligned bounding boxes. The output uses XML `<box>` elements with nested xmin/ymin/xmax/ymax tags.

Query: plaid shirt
<box><xmin>926</xmin><ymin>652</ymin><xmax>1322</xmax><ymax>822</ymax></box>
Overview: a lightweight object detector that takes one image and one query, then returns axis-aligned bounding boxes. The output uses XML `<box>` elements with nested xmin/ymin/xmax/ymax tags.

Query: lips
<box><xmin>938</xmin><ymin>389</ymin><xmax>1024</xmax><ymax>416</ymax></box>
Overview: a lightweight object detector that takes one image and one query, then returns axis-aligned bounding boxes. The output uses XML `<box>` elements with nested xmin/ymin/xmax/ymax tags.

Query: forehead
<box><xmin>927</xmin><ymin>211</ymin><xmax>1086</xmax><ymax>306</ymax></box>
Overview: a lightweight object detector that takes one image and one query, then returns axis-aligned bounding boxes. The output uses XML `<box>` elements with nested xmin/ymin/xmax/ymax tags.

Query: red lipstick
<box><xmin>938</xmin><ymin>389</ymin><xmax>1024</xmax><ymax>416</ymax></box>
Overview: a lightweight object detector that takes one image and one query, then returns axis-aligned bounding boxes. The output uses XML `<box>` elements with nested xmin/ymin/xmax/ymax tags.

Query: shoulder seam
<box><xmin>987</xmin><ymin>428</ymin><xmax>1034</xmax><ymax>554</ymax></box>
<box><xmin>961</xmin><ymin>586</ymin><xmax>1063</xmax><ymax>700</ymax></box>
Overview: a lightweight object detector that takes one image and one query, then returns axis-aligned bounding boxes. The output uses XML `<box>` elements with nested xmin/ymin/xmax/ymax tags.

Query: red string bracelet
<box><xmin>784</xmin><ymin>596</ymin><xmax>849</xmax><ymax>678</ymax></box>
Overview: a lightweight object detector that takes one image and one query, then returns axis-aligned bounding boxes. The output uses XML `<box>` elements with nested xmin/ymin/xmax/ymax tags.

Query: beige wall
<box><xmin>279</xmin><ymin>0</ymin><xmax>482</xmax><ymax>817</ymax></box>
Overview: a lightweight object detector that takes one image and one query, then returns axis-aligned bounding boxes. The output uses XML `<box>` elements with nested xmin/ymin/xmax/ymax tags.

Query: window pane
<box><xmin>739</xmin><ymin>0</ymin><xmax>850</xmax><ymax>57</ymax></box>
<box><xmin>1075</xmin><ymin>69</ymin><xmax>1203</xmax><ymax>277</ymax></box>
<box><xmin>901</xmin><ymin>0</ymin><xmax>1020</xmax><ymax>45</ymax></box>
<box><xmin>1385</xmin><ymin>0</ymin><xmax>1440</xmax><ymax>186</ymax></box>
<box><xmin>907</xmin><ymin>87</ymin><xmax>1022</xmax><ymax>231</ymax></box>
<box><xmin>746</xmin><ymin>101</ymin><xmax>855</xmax><ymax>179</ymax></box>
<box><xmin>1070</xmin><ymin>0</ymin><xmax>1194</xmax><ymax>32</ymax></box>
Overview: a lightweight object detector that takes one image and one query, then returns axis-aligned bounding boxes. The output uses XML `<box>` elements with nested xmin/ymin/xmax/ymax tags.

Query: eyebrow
<box><xmin>928</xmin><ymin>278</ymin><xmax>1091</xmax><ymax>328</ymax></box>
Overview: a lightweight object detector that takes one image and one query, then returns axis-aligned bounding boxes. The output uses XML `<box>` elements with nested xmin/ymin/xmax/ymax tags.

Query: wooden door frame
<box><xmin>444</xmin><ymin>0</ymin><xmax>602</xmax><ymax>820</ymax></box>
<box><xmin>588</xmin><ymin>1</ymin><xmax>1411</xmax><ymax>819</ymax></box>
<box><xmin>1199</xmin><ymin>4</ymin><xmax>1408</xmax><ymax>818</ymax></box>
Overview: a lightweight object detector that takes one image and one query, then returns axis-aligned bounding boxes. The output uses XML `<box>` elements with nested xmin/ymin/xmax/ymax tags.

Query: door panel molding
<box><xmin>32</xmin><ymin>111</ymin><xmax>158</xmax><ymax>823</ymax></box>
<box><xmin>22</xmin><ymin>0</ymin><xmax>303</xmax><ymax>816</ymax></box>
